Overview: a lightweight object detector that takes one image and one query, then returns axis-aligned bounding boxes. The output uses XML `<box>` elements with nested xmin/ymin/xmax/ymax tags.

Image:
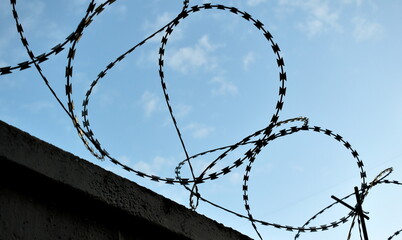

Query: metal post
<box><xmin>354</xmin><ymin>186</ymin><xmax>369</xmax><ymax>240</ymax></box>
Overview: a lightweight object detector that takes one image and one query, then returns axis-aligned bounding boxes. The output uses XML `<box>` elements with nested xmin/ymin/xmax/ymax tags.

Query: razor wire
<box><xmin>1</xmin><ymin>0</ymin><xmax>401</xmax><ymax>239</ymax></box>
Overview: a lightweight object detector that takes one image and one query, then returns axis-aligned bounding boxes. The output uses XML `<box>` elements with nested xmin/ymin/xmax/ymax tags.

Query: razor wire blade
<box><xmin>1</xmin><ymin>0</ymin><xmax>401</xmax><ymax>239</ymax></box>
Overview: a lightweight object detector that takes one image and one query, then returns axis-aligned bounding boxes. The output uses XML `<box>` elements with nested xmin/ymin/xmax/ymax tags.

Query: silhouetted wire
<box><xmin>356</xmin><ymin>217</ymin><xmax>367</xmax><ymax>240</ymax></box>
<box><xmin>294</xmin><ymin>168</ymin><xmax>401</xmax><ymax>240</ymax></box>
<box><xmin>389</xmin><ymin>229</ymin><xmax>402</xmax><ymax>240</ymax></box>
<box><xmin>2</xmin><ymin>1</ymin><xmax>401</xmax><ymax>239</ymax></box>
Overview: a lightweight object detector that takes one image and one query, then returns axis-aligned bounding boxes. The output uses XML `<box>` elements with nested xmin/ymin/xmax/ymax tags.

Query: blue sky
<box><xmin>1</xmin><ymin>0</ymin><xmax>402</xmax><ymax>239</ymax></box>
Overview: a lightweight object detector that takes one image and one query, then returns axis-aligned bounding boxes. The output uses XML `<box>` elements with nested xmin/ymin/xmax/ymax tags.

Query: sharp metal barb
<box><xmin>2</xmin><ymin>1</ymin><xmax>401</xmax><ymax>240</ymax></box>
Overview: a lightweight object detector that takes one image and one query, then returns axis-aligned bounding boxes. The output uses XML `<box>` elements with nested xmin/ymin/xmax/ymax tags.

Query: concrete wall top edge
<box><xmin>0</xmin><ymin>120</ymin><xmax>252</xmax><ymax>240</ymax></box>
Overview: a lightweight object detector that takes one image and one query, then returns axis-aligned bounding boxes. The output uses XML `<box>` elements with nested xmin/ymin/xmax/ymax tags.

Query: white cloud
<box><xmin>118</xmin><ymin>155</ymin><xmax>132</xmax><ymax>165</ymax></box>
<box><xmin>133</xmin><ymin>161</ymin><xmax>153</xmax><ymax>174</ymax></box>
<box><xmin>243</xmin><ymin>52</ymin><xmax>255</xmax><ymax>70</ymax></box>
<box><xmin>184</xmin><ymin>123</ymin><xmax>215</xmax><ymax>139</ymax></box>
<box><xmin>298</xmin><ymin>19</ymin><xmax>324</xmax><ymax>36</ymax></box>
<box><xmin>247</xmin><ymin>0</ymin><xmax>267</xmax><ymax>7</ymax></box>
<box><xmin>133</xmin><ymin>156</ymin><xmax>172</xmax><ymax>175</ymax></box>
<box><xmin>175</xmin><ymin>104</ymin><xmax>192</xmax><ymax>118</ymax></box>
<box><xmin>352</xmin><ymin>16</ymin><xmax>384</xmax><ymax>42</ymax></box>
<box><xmin>279</xmin><ymin>0</ymin><xmax>341</xmax><ymax>36</ymax></box>
<box><xmin>107</xmin><ymin>156</ymin><xmax>173</xmax><ymax>181</ymax></box>
<box><xmin>169</xmin><ymin>46</ymin><xmax>206</xmax><ymax>72</ymax></box>
<box><xmin>167</xmin><ymin>35</ymin><xmax>218</xmax><ymax>74</ymax></box>
<box><xmin>198</xmin><ymin>35</ymin><xmax>215</xmax><ymax>51</ymax></box>
<box><xmin>13</xmin><ymin>1</ymin><xmax>65</xmax><ymax>45</ymax></box>
<box><xmin>210</xmin><ymin>76</ymin><xmax>238</xmax><ymax>96</ymax></box>
<box><xmin>229</xmin><ymin>172</ymin><xmax>242</xmax><ymax>184</ymax></box>
<box><xmin>143</xmin><ymin>12</ymin><xmax>183</xmax><ymax>43</ymax></box>
<box><xmin>140</xmin><ymin>91</ymin><xmax>162</xmax><ymax>117</ymax></box>
<box><xmin>143</xmin><ymin>12</ymin><xmax>173</xmax><ymax>31</ymax></box>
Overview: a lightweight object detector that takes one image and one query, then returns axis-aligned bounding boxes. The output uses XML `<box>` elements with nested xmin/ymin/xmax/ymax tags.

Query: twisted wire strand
<box><xmin>10</xmin><ymin>0</ymin><xmax>106</xmax><ymax>160</ymax></box>
<box><xmin>295</xmin><ymin>168</ymin><xmax>401</xmax><ymax>240</ymax></box>
<box><xmin>357</xmin><ymin>216</ymin><xmax>364</xmax><ymax>240</ymax></box>
<box><xmin>175</xmin><ymin>123</ymin><xmax>368</xmax><ymax>237</ymax></box>
<box><xmin>1</xmin><ymin>1</ymin><xmax>85</xmax><ymax>75</ymax></box>
<box><xmin>239</xmin><ymin>124</ymin><xmax>367</xmax><ymax>238</ymax></box>
<box><xmin>2</xmin><ymin>1</ymin><xmax>401</xmax><ymax>239</ymax></box>
<box><xmin>346</xmin><ymin>168</ymin><xmax>399</xmax><ymax>240</ymax></box>
<box><xmin>1</xmin><ymin>0</ymin><xmax>189</xmax><ymax>76</ymax></box>
<box><xmin>389</xmin><ymin>229</ymin><xmax>402</xmax><ymax>240</ymax></box>
<box><xmin>157</xmin><ymin>4</ymin><xmax>287</xmax><ymax>210</ymax></box>
<box><xmin>73</xmin><ymin>3</ymin><xmax>287</xmax><ymax>188</ymax></box>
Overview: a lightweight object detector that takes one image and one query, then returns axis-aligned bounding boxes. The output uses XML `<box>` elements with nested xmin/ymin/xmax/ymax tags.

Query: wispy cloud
<box><xmin>143</xmin><ymin>12</ymin><xmax>173</xmax><ymax>32</ymax></box>
<box><xmin>142</xmin><ymin>12</ymin><xmax>182</xmax><ymax>43</ymax></box>
<box><xmin>107</xmin><ymin>155</ymin><xmax>175</xmax><ymax>179</ymax></box>
<box><xmin>14</xmin><ymin>1</ymin><xmax>66</xmax><ymax>45</ymax></box>
<box><xmin>140</xmin><ymin>91</ymin><xmax>162</xmax><ymax>117</ymax></box>
<box><xmin>229</xmin><ymin>172</ymin><xmax>242</xmax><ymax>185</ymax></box>
<box><xmin>118</xmin><ymin>155</ymin><xmax>132</xmax><ymax>165</ymax></box>
<box><xmin>279</xmin><ymin>0</ymin><xmax>341</xmax><ymax>36</ymax></box>
<box><xmin>175</xmin><ymin>103</ymin><xmax>192</xmax><ymax>119</ymax></box>
<box><xmin>167</xmin><ymin>35</ymin><xmax>218</xmax><ymax>74</ymax></box>
<box><xmin>198</xmin><ymin>35</ymin><xmax>216</xmax><ymax>51</ymax></box>
<box><xmin>133</xmin><ymin>156</ymin><xmax>173</xmax><ymax>175</ymax></box>
<box><xmin>352</xmin><ymin>16</ymin><xmax>384</xmax><ymax>42</ymax></box>
<box><xmin>210</xmin><ymin>76</ymin><xmax>238</xmax><ymax>96</ymax></box>
<box><xmin>184</xmin><ymin>123</ymin><xmax>214</xmax><ymax>139</ymax></box>
<box><xmin>243</xmin><ymin>51</ymin><xmax>255</xmax><ymax>70</ymax></box>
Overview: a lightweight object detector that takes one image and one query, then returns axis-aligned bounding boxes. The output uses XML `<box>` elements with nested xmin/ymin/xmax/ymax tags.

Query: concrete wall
<box><xmin>0</xmin><ymin>120</ymin><xmax>252</xmax><ymax>240</ymax></box>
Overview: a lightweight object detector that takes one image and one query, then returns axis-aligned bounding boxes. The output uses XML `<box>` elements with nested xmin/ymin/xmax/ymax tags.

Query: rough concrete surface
<box><xmin>0</xmin><ymin>120</ymin><xmax>252</xmax><ymax>240</ymax></box>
